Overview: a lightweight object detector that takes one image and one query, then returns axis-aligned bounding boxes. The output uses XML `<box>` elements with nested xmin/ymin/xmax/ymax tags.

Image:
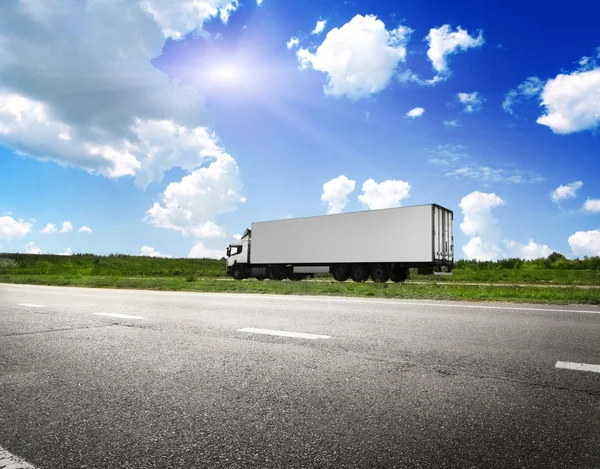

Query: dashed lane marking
<box><xmin>238</xmin><ymin>327</ymin><xmax>331</xmax><ymax>340</ymax></box>
<box><xmin>555</xmin><ymin>361</ymin><xmax>600</xmax><ymax>374</ymax></box>
<box><xmin>92</xmin><ymin>312</ymin><xmax>145</xmax><ymax>319</ymax></box>
<box><xmin>17</xmin><ymin>304</ymin><xmax>45</xmax><ymax>308</ymax></box>
<box><xmin>0</xmin><ymin>445</ymin><xmax>37</xmax><ymax>469</ymax></box>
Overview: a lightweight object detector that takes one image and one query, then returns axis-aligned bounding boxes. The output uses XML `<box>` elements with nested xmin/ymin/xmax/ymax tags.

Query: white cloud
<box><xmin>59</xmin><ymin>247</ymin><xmax>73</xmax><ymax>256</ymax></box>
<box><xmin>444</xmin><ymin>119</ymin><xmax>462</xmax><ymax>128</ymax></box>
<box><xmin>321</xmin><ymin>175</ymin><xmax>356</xmax><ymax>214</ymax></box>
<box><xmin>457</xmin><ymin>92</ymin><xmax>484</xmax><ymax>113</ymax></box>
<box><xmin>358</xmin><ymin>179</ymin><xmax>411</xmax><ymax>210</ymax></box>
<box><xmin>141</xmin><ymin>246</ymin><xmax>172</xmax><ymax>258</ymax></box>
<box><xmin>41</xmin><ymin>223</ymin><xmax>58</xmax><ymax>234</ymax></box>
<box><xmin>0</xmin><ymin>216</ymin><xmax>33</xmax><ymax>242</ymax></box>
<box><xmin>459</xmin><ymin>191</ymin><xmax>553</xmax><ymax>260</ymax></box>
<box><xmin>146</xmin><ymin>153</ymin><xmax>244</xmax><ymax>236</ymax></box>
<box><xmin>191</xmin><ymin>221</ymin><xmax>227</xmax><ymax>238</ymax></box>
<box><xmin>60</xmin><ymin>221</ymin><xmax>73</xmax><ymax>233</ymax></box>
<box><xmin>425</xmin><ymin>25</ymin><xmax>484</xmax><ymax>79</ymax></box>
<box><xmin>24</xmin><ymin>241</ymin><xmax>41</xmax><ymax>254</ymax></box>
<box><xmin>139</xmin><ymin>0</ymin><xmax>239</xmax><ymax>40</ymax></box>
<box><xmin>0</xmin><ymin>0</ymin><xmax>242</xmax><ymax>192</ymax></box>
<box><xmin>189</xmin><ymin>241</ymin><xmax>225</xmax><ymax>259</ymax></box>
<box><xmin>257</xmin><ymin>0</ymin><xmax>263</xmax><ymax>5</ymax></box>
<box><xmin>550</xmin><ymin>181</ymin><xmax>583</xmax><ymax>204</ymax></box>
<box><xmin>569</xmin><ymin>230</ymin><xmax>600</xmax><ymax>256</ymax></box>
<box><xmin>446</xmin><ymin>165</ymin><xmax>543</xmax><ymax>184</ymax></box>
<box><xmin>287</xmin><ymin>36</ymin><xmax>299</xmax><ymax>50</ymax></box>
<box><xmin>233</xmin><ymin>233</ymin><xmax>242</xmax><ymax>241</ymax></box>
<box><xmin>312</xmin><ymin>20</ymin><xmax>327</xmax><ymax>35</ymax></box>
<box><xmin>583</xmin><ymin>199</ymin><xmax>600</xmax><ymax>213</ymax></box>
<box><xmin>536</xmin><ymin>68</ymin><xmax>600</xmax><ymax>134</ymax></box>
<box><xmin>297</xmin><ymin>14</ymin><xmax>412</xmax><ymax>99</ymax></box>
<box><xmin>427</xmin><ymin>144</ymin><xmax>466</xmax><ymax>166</ymax></box>
<box><xmin>78</xmin><ymin>226</ymin><xmax>93</xmax><ymax>234</ymax></box>
<box><xmin>502</xmin><ymin>76</ymin><xmax>544</xmax><ymax>115</ymax></box>
<box><xmin>406</xmin><ymin>107</ymin><xmax>425</xmax><ymax>118</ymax></box>
<box><xmin>503</xmin><ymin>240</ymin><xmax>553</xmax><ymax>260</ymax></box>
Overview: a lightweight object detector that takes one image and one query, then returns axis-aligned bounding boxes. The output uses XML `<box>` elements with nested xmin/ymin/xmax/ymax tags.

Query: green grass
<box><xmin>1</xmin><ymin>252</ymin><xmax>599</xmax><ymax>305</ymax></box>
<box><xmin>1</xmin><ymin>275</ymin><xmax>599</xmax><ymax>305</ymax></box>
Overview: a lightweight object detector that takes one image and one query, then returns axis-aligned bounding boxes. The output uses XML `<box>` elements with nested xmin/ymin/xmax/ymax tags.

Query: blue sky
<box><xmin>0</xmin><ymin>0</ymin><xmax>599</xmax><ymax>260</ymax></box>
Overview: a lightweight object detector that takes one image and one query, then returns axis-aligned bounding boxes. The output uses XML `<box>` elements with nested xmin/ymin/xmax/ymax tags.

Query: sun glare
<box><xmin>208</xmin><ymin>64</ymin><xmax>244</xmax><ymax>84</ymax></box>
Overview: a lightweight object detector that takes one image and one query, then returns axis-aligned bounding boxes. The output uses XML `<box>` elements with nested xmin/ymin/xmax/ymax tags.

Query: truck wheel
<box><xmin>232</xmin><ymin>265</ymin><xmax>244</xmax><ymax>280</ymax></box>
<box><xmin>390</xmin><ymin>265</ymin><xmax>408</xmax><ymax>283</ymax></box>
<box><xmin>370</xmin><ymin>264</ymin><xmax>389</xmax><ymax>283</ymax></box>
<box><xmin>351</xmin><ymin>264</ymin><xmax>368</xmax><ymax>282</ymax></box>
<box><xmin>268</xmin><ymin>265</ymin><xmax>280</xmax><ymax>280</ymax></box>
<box><xmin>332</xmin><ymin>264</ymin><xmax>350</xmax><ymax>282</ymax></box>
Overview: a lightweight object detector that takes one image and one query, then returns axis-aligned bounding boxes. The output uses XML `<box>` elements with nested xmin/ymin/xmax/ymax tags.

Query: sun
<box><xmin>208</xmin><ymin>63</ymin><xmax>244</xmax><ymax>84</ymax></box>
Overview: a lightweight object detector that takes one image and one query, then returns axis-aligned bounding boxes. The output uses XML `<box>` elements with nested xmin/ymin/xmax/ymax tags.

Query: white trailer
<box><xmin>225</xmin><ymin>204</ymin><xmax>453</xmax><ymax>282</ymax></box>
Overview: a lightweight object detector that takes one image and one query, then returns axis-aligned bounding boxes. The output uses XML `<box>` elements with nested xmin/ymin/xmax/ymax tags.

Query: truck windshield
<box><xmin>229</xmin><ymin>245</ymin><xmax>242</xmax><ymax>256</ymax></box>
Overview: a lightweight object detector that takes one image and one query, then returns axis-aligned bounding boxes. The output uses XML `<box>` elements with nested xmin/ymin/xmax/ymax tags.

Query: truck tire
<box><xmin>332</xmin><ymin>264</ymin><xmax>350</xmax><ymax>282</ymax></box>
<box><xmin>268</xmin><ymin>265</ymin><xmax>280</xmax><ymax>280</ymax></box>
<box><xmin>351</xmin><ymin>264</ymin><xmax>369</xmax><ymax>282</ymax></box>
<box><xmin>390</xmin><ymin>265</ymin><xmax>408</xmax><ymax>283</ymax></box>
<box><xmin>370</xmin><ymin>264</ymin><xmax>389</xmax><ymax>283</ymax></box>
<box><xmin>232</xmin><ymin>265</ymin><xmax>244</xmax><ymax>280</ymax></box>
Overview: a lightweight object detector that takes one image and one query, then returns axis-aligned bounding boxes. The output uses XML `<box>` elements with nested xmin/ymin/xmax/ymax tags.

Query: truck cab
<box><xmin>226</xmin><ymin>229</ymin><xmax>250</xmax><ymax>277</ymax></box>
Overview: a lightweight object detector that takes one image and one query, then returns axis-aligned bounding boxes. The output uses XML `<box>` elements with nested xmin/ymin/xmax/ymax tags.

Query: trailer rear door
<box><xmin>433</xmin><ymin>205</ymin><xmax>453</xmax><ymax>263</ymax></box>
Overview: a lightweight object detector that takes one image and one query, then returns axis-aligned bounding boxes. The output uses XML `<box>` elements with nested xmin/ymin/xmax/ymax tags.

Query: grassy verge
<box><xmin>2</xmin><ymin>275</ymin><xmax>599</xmax><ymax>305</ymax></box>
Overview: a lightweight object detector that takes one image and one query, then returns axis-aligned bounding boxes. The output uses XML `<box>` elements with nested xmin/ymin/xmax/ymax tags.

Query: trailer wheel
<box><xmin>232</xmin><ymin>265</ymin><xmax>244</xmax><ymax>281</ymax></box>
<box><xmin>370</xmin><ymin>264</ymin><xmax>389</xmax><ymax>283</ymax></box>
<box><xmin>332</xmin><ymin>264</ymin><xmax>350</xmax><ymax>282</ymax></box>
<box><xmin>390</xmin><ymin>265</ymin><xmax>408</xmax><ymax>283</ymax></box>
<box><xmin>267</xmin><ymin>265</ymin><xmax>280</xmax><ymax>280</ymax></box>
<box><xmin>351</xmin><ymin>264</ymin><xmax>369</xmax><ymax>282</ymax></box>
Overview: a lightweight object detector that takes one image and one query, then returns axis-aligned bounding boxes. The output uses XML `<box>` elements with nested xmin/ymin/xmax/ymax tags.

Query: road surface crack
<box><xmin>1</xmin><ymin>323</ymin><xmax>119</xmax><ymax>337</ymax></box>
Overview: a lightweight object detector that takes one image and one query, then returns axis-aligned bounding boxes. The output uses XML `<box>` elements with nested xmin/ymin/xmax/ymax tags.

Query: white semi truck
<box><xmin>226</xmin><ymin>203</ymin><xmax>453</xmax><ymax>283</ymax></box>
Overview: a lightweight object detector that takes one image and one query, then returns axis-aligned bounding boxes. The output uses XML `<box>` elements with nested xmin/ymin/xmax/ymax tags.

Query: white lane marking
<box><xmin>238</xmin><ymin>328</ymin><xmax>331</xmax><ymax>340</ymax></box>
<box><xmin>17</xmin><ymin>304</ymin><xmax>45</xmax><ymax>308</ymax></box>
<box><xmin>0</xmin><ymin>445</ymin><xmax>37</xmax><ymax>469</ymax></box>
<box><xmin>93</xmin><ymin>313</ymin><xmax>145</xmax><ymax>319</ymax></box>
<box><xmin>555</xmin><ymin>361</ymin><xmax>600</xmax><ymax>374</ymax></box>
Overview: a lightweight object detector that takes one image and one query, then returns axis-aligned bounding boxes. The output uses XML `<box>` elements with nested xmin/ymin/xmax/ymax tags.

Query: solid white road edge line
<box><xmin>0</xmin><ymin>445</ymin><xmax>37</xmax><ymax>469</ymax></box>
<box><xmin>238</xmin><ymin>328</ymin><xmax>331</xmax><ymax>340</ymax></box>
<box><xmin>93</xmin><ymin>312</ymin><xmax>145</xmax><ymax>319</ymax></box>
<box><xmin>17</xmin><ymin>304</ymin><xmax>45</xmax><ymax>308</ymax></box>
<box><xmin>555</xmin><ymin>361</ymin><xmax>600</xmax><ymax>374</ymax></box>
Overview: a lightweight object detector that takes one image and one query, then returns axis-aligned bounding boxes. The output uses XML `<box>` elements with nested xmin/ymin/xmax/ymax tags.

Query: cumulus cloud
<box><xmin>0</xmin><ymin>0</ymin><xmax>243</xmax><ymax>193</ymax></box>
<box><xmin>0</xmin><ymin>216</ymin><xmax>33</xmax><ymax>242</ymax></box>
<box><xmin>550</xmin><ymin>181</ymin><xmax>583</xmax><ymax>204</ymax></box>
<box><xmin>321</xmin><ymin>175</ymin><xmax>356</xmax><ymax>214</ymax></box>
<box><xmin>569</xmin><ymin>230</ymin><xmax>600</xmax><ymax>256</ymax></box>
<box><xmin>41</xmin><ymin>223</ymin><xmax>58</xmax><ymax>234</ymax></box>
<box><xmin>146</xmin><ymin>153</ymin><xmax>244</xmax><ymax>236</ymax></box>
<box><xmin>78</xmin><ymin>226</ymin><xmax>93</xmax><ymax>233</ymax></box>
<box><xmin>406</xmin><ymin>107</ymin><xmax>425</xmax><ymax>118</ymax></box>
<box><xmin>358</xmin><ymin>179</ymin><xmax>411</xmax><ymax>210</ymax></box>
<box><xmin>24</xmin><ymin>241</ymin><xmax>41</xmax><ymax>254</ymax></box>
<box><xmin>287</xmin><ymin>36</ymin><xmax>299</xmax><ymax>50</ymax></box>
<box><xmin>257</xmin><ymin>0</ymin><xmax>263</xmax><ymax>5</ymax></box>
<box><xmin>312</xmin><ymin>20</ymin><xmax>327</xmax><ymax>35</ymax></box>
<box><xmin>189</xmin><ymin>241</ymin><xmax>225</xmax><ymax>259</ymax></box>
<box><xmin>457</xmin><ymin>92</ymin><xmax>484</xmax><ymax>113</ymax></box>
<box><xmin>426</xmin><ymin>25</ymin><xmax>484</xmax><ymax>80</ymax></box>
<box><xmin>459</xmin><ymin>191</ymin><xmax>552</xmax><ymax>260</ymax></box>
<box><xmin>191</xmin><ymin>221</ymin><xmax>227</xmax><ymax>238</ymax></box>
<box><xmin>59</xmin><ymin>247</ymin><xmax>73</xmax><ymax>256</ymax></box>
<box><xmin>141</xmin><ymin>246</ymin><xmax>172</xmax><ymax>258</ymax></box>
<box><xmin>60</xmin><ymin>221</ymin><xmax>73</xmax><ymax>233</ymax></box>
<box><xmin>297</xmin><ymin>14</ymin><xmax>412</xmax><ymax>99</ymax></box>
<box><xmin>503</xmin><ymin>48</ymin><xmax>600</xmax><ymax>134</ymax></box>
<box><xmin>139</xmin><ymin>0</ymin><xmax>239</xmax><ymax>40</ymax></box>
<box><xmin>233</xmin><ymin>233</ymin><xmax>243</xmax><ymax>241</ymax></box>
<box><xmin>537</xmin><ymin>68</ymin><xmax>600</xmax><ymax>134</ymax></box>
<box><xmin>583</xmin><ymin>199</ymin><xmax>600</xmax><ymax>213</ymax></box>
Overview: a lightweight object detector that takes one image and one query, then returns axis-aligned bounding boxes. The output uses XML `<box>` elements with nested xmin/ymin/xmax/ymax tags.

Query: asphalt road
<box><xmin>1</xmin><ymin>283</ymin><xmax>599</xmax><ymax>469</ymax></box>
